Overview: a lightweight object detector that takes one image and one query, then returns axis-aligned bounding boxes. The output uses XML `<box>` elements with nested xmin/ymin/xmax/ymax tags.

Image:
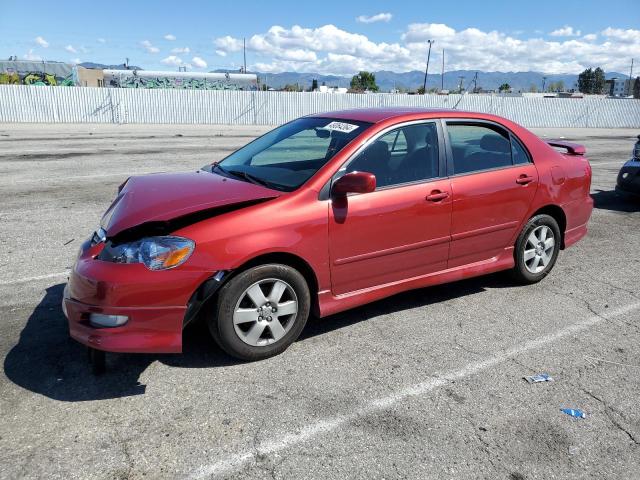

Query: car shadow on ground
<box><xmin>4</xmin><ymin>273</ymin><xmax>523</xmax><ymax>402</ymax></box>
<box><xmin>592</xmin><ymin>189</ymin><xmax>640</xmax><ymax>213</ymax></box>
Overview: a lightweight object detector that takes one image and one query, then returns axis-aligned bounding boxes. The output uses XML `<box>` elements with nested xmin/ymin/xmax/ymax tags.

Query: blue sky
<box><xmin>1</xmin><ymin>0</ymin><xmax>638</xmax><ymax>74</ymax></box>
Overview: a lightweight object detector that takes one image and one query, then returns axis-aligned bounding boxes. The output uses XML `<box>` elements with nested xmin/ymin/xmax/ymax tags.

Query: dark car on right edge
<box><xmin>616</xmin><ymin>135</ymin><xmax>640</xmax><ymax>198</ymax></box>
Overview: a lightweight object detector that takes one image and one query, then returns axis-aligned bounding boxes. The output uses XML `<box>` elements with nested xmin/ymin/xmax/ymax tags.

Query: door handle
<box><xmin>516</xmin><ymin>175</ymin><xmax>534</xmax><ymax>185</ymax></box>
<box><xmin>426</xmin><ymin>190</ymin><xmax>450</xmax><ymax>202</ymax></box>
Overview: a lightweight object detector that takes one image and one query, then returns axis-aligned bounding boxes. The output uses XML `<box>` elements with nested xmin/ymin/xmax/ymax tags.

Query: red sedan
<box><xmin>63</xmin><ymin>108</ymin><xmax>593</xmax><ymax>364</ymax></box>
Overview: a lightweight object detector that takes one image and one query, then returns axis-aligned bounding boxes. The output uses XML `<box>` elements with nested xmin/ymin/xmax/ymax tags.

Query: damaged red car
<box><xmin>63</xmin><ymin>108</ymin><xmax>593</xmax><ymax>365</ymax></box>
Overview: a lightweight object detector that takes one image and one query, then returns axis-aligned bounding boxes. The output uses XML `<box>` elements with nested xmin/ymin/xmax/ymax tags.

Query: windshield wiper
<box><xmin>226</xmin><ymin>169</ymin><xmax>275</xmax><ymax>189</ymax></box>
<box><xmin>212</xmin><ymin>163</ymin><xmax>283</xmax><ymax>190</ymax></box>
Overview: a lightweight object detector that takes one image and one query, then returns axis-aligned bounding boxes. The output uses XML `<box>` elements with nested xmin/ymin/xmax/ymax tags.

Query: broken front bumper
<box><xmin>62</xmin><ymin>251</ymin><xmax>212</xmax><ymax>353</ymax></box>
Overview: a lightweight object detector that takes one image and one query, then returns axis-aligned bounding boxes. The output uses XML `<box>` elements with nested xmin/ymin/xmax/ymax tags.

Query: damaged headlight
<box><xmin>98</xmin><ymin>236</ymin><xmax>195</xmax><ymax>271</ymax></box>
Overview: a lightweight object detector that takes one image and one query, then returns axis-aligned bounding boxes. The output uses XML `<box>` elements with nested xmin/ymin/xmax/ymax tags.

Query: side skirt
<box><xmin>317</xmin><ymin>247</ymin><xmax>515</xmax><ymax>318</ymax></box>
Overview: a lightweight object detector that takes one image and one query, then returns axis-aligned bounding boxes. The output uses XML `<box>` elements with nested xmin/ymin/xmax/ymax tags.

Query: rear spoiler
<box><xmin>546</xmin><ymin>140</ymin><xmax>586</xmax><ymax>156</ymax></box>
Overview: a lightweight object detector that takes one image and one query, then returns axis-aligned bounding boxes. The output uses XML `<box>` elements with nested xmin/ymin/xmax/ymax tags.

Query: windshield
<box><xmin>205</xmin><ymin>117</ymin><xmax>372</xmax><ymax>191</ymax></box>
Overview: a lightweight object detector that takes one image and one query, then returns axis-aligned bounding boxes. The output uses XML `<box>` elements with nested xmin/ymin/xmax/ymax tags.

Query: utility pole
<box><xmin>628</xmin><ymin>58</ymin><xmax>634</xmax><ymax>96</ymax></box>
<box><xmin>441</xmin><ymin>49</ymin><xmax>445</xmax><ymax>91</ymax></box>
<box><xmin>243</xmin><ymin>37</ymin><xmax>247</xmax><ymax>73</ymax></box>
<box><xmin>542</xmin><ymin>76</ymin><xmax>547</xmax><ymax>92</ymax></box>
<box><xmin>458</xmin><ymin>76</ymin><xmax>465</xmax><ymax>93</ymax></box>
<box><xmin>422</xmin><ymin>40</ymin><xmax>434</xmax><ymax>93</ymax></box>
<box><xmin>472</xmin><ymin>72</ymin><xmax>478</xmax><ymax>93</ymax></box>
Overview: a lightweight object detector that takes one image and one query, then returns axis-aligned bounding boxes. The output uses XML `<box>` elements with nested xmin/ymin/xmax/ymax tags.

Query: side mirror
<box><xmin>332</xmin><ymin>171</ymin><xmax>376</xmax><ymax>196</ymax></box>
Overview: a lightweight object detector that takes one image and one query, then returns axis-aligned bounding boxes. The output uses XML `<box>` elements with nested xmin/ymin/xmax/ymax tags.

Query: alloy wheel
<box><xmin>523</xmin><ymin>225</ymin><xmax>556</xmax><ymax>274</ymax></box>
<box><xmin>232</xmin><ymin>278</ymin><xmax>299</xmax><ymax>346</ymax></box>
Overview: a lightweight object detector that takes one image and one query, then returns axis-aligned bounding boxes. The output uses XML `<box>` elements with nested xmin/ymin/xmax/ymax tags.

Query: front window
<box><xmin>344</xmin><ymin>122</ymin><xmax>440</xmax><ymax>188</ymax></box>
<box><xmin>206</xmin><ymin>117</ymin><xmax>371</xmax><ymax>191</ymax></box>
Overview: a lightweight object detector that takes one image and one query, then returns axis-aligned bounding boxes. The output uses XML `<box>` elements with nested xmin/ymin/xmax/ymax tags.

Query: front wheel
<box><xmin>208</xmin><ymin>264</ymin><xmax>310</xmax><ymax>361</ymax></box>
<box><xmin>512</xmin><ymin>214</ymin><xmax>561</xmax><ymax>284</ymax></box>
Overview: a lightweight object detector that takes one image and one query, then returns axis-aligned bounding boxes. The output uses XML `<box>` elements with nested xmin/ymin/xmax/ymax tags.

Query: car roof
<box><xmin>309</xmin><ymin>107</ymin><xmax>477</xmax><ymax>124</ymax></box>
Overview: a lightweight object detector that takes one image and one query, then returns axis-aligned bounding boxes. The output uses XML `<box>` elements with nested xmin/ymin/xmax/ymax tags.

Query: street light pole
<box><xmin>441</xmin><ymin>49</ymin><xmax>445</xmax><ymax>91</ymax></box>
<box><xmin>422</xmin><ymin>40</ymin><xmax>434</xmax><ymax>93</ymax></box>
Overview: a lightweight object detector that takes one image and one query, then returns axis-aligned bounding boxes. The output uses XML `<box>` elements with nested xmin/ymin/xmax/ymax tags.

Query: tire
<box><xmin>208</xmin><ymin>264</ymin><xmax>310</xmax><ymax>361</ymax></box>
<box><xmin>511</xmin><ymin>214</ymin><xmax>561</xmax><ymax>284</ymax></box>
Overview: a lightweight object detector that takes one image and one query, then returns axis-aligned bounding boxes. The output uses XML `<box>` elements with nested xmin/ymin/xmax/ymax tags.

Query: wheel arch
<box><xmin>530</xmin><ymin>204</ymin><xmax>567</xmax><ymax>248</ymax></box>
<box><xmin>227</xmin><ymin>252</ymin><xmax>321</xmax><ymax>316</ymax></box>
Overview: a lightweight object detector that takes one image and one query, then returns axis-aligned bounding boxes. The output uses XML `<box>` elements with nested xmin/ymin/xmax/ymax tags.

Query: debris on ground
<box><xmin>585</xmin><ymin>356</ymin><xmax>640</xmax><ymax>368</ymax></box>
<box><xmin>524</xmin><ymin>373</ymin><xmax>554</xmax><ymax>383</ymax></box>
<box><xmin>561</xmin><ymin>408</ymin><xmax>586</xmax><ymax>419</ymax></box>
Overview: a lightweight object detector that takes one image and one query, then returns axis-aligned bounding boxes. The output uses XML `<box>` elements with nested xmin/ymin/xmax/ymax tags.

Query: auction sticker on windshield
<box><xmin>323</xmin><ymin>121</ymin><xmax>360</xmax><ymax>133</ymax></box>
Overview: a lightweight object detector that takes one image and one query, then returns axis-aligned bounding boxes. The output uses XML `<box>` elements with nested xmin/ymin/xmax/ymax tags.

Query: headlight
<box><xmin>99</xmin><ymin>236</ymin><xmax>195</xmax><ymax>271</ymax></box>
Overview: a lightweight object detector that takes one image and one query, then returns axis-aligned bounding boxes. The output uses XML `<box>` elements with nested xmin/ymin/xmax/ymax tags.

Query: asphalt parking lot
<box><xmin>1</xmin><ymin>123</ymin><xmax>639</xmax><ymax>480</ymax></box>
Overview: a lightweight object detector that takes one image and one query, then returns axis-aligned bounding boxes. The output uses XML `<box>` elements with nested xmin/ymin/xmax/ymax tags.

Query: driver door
<box><xmin>328</xmin><ymin>121</ymin><xmax>452</xmax><ymax>295</ymax></box>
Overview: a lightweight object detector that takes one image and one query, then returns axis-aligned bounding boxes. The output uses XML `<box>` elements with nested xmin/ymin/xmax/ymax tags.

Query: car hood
<box><xmin>101</xmin><ymin>170</ymin><xmax>281</xmax><ymax>237</ymax></box>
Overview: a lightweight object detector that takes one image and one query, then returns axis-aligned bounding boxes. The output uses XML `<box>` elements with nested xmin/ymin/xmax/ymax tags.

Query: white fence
<box><xmin>1</xmin><ymin>85</ymin><xmax>639</xmax><ymax>128</ymax></box>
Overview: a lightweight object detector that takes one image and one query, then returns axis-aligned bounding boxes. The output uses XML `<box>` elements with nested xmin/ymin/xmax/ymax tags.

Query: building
<box><xmin>605</xmin><ymin>78</ymin><xmax>636</xmax><ymax>97</ymax></box>
<box><xmin>102</xmin><ymin>69</ymin><xmax>258</xmax><ymax>90</ymax></box>
<box><xmin>76</xmin><ymin>67</ymin><xmax>104</xmax><ymax>87</ymax></box>
<box><xmin>316</xmin><ymin>85</ymin><xmax>347</xmax><ymax>94</ymax></box>
<box><xmin>0</xmin><ymin>60</ymin><xmax>74</xmax><ymax>85</ymax></box>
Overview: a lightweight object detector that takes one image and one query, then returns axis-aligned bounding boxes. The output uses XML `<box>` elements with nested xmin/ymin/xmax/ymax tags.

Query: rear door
<box><xmin>444</xmin><ymin>120</ymin><xmax>538</xmax><ymax>268</ymax></box>
<box><xmin>328</xmin><ymin>121</ymin><xmax>451</xmax><ymax>295</ymax></box>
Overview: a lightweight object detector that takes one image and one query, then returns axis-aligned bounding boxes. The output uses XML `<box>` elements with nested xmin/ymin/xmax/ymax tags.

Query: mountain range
<box><xmin>81</xmin><ymin>62</ymin><xmax>627</xmax><ymax>92</ymax></box>
<box><xmin>239</xmin><ymin>70</ymin><xmax>629</xmax><ymax>92</ymax></box>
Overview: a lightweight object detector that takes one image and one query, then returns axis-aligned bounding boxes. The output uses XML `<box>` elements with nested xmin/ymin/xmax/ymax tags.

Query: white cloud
<box><xmin>34</xmin><ymin>36</ymin><xmax>49</xmax><ymax>48</ymax></box>
<box><xmin>164</xmin><ymin>34</ymin><xmax>176</xmax><ymax>41</ymax></box>
<box><xmin>192</xmin><ymin>56</ymin><xmax>208</xmax><ymax>68</ymax></box>
<box><xmin>161</xmin><ymin>55</ymin><xmax>184</xmax><ymax>67</ymax></box>
<box><xmin>97</xmin><ymin>38</ymin><xmax>106</xmax><ymax>44</ymax></box>
<box><xmin>23</xmin><ymin>49</ymin><xmax>42</xmax><ymax>61</ymax></box>
<box><xmin>601</xmin><ymin>27</ymin><xmax>640</xmax><ymax>42</ymax></box>
<box><xmin>215</xmin><ymin>22</ymin><xmax>640</xmax><ymax>75</ymax></box>
<box><xmin>171</xmin><ymin>46</ymin><xmax>190</xmax><ymax>54</ymax></box>
<box><xmin>140</xmin><ymin>40</ymin><xmax>160</xmax><ymax>54</ymax></box>
<box><xmin>356</xmin><ymin>13</ymin><xmax>392</xmax><ymax>24</ymax></box>
<box><xmin>70</xmin><ymin>58</ymin><xmax>82</xmax><ymax>65</ymax></box>
<box><xmin>550</xmin><ymin>26</ymin><xmax>581</xmax><ymax>37</ymax></box>
<box><xmin>65</xmin><ymin>45</ymin><xmax>77</xmax><ymax>54</ymax></box>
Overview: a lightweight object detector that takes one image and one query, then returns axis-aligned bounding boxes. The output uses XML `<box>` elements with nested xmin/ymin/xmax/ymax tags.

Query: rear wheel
<box><xmin>208</xmin><ymin>264</ymin><xmax>310</xmax><ymax>361</ymax></box>
<box><xmin>512</xmin><ymin>214</ymin><xmax>561</xmax><ymax>284</ymax></box>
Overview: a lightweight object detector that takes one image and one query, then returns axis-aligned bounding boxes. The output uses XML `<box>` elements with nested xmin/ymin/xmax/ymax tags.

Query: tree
<box><xmin>578</xmin><ymin>68</ymin><xmax>605</xmax><ymax>94</ymax></box>
<box><xmin>350</xmin><ymin>71</ymin><xmax>379</xmax><ymax>92</ymax></box>
<box><xmin>311</xmin><ymin>79</ymin><xmax>318</xmax><ymax>91</ymax></box>
<box><xmin>593</xmin><ymin>67</ymin><xmax>605</xmax><ymax>94</ymax></box>
<box><xmin>578</xmin><ymin>68</ymin><xmax>594</xmax><ymax>93</ymax></box>
<box><xmin>528</xmin><ymin>84</ymin><xmax>538</xmax><ymax>93</ymax></box>
<box><xmin>498</xmin><ymin>83</ymin><xmax>511</xmax><ymax>93</ymax></box>
<box><xmin>282</xmin><ymin>83</ymin><xmax>301</xmax><ymax>92</ymax></box>
<box><xmin>633</xmin><ymin>76</ymin><xmax>640</xmax><ymax>99</ymax></box>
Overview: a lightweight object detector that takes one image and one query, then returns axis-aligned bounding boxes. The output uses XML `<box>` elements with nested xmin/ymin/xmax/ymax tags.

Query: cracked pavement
<box><xmin>0</xmin><ymin>124</ymin><xmax>639</xmax><ymax>479</ymax></box>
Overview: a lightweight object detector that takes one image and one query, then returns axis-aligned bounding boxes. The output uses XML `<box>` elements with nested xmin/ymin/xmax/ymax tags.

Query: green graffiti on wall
<box><xmin>0</xmin><ymin>68</ymin><xmax>74</xmax><ymax>86</ymax></box>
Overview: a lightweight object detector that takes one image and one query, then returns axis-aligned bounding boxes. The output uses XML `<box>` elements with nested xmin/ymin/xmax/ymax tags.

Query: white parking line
<box><xmin>0</xmin><ymin>271</ymin><xmax>69</xmax><ymax>286</ymax></box>
<box><xmin>190</xmin><ymin>301</ymin><xmax>640</xmax><ymax>480</ymax></box>
<box><xmin>10</xmin><ymin>170</ymin><xmax>165</xmax><ymax>184</ymax></box>
<box><xmin>590</xmin><ymin>161</ymin><xmax>626</xmax><ymax>167</ymax></box>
